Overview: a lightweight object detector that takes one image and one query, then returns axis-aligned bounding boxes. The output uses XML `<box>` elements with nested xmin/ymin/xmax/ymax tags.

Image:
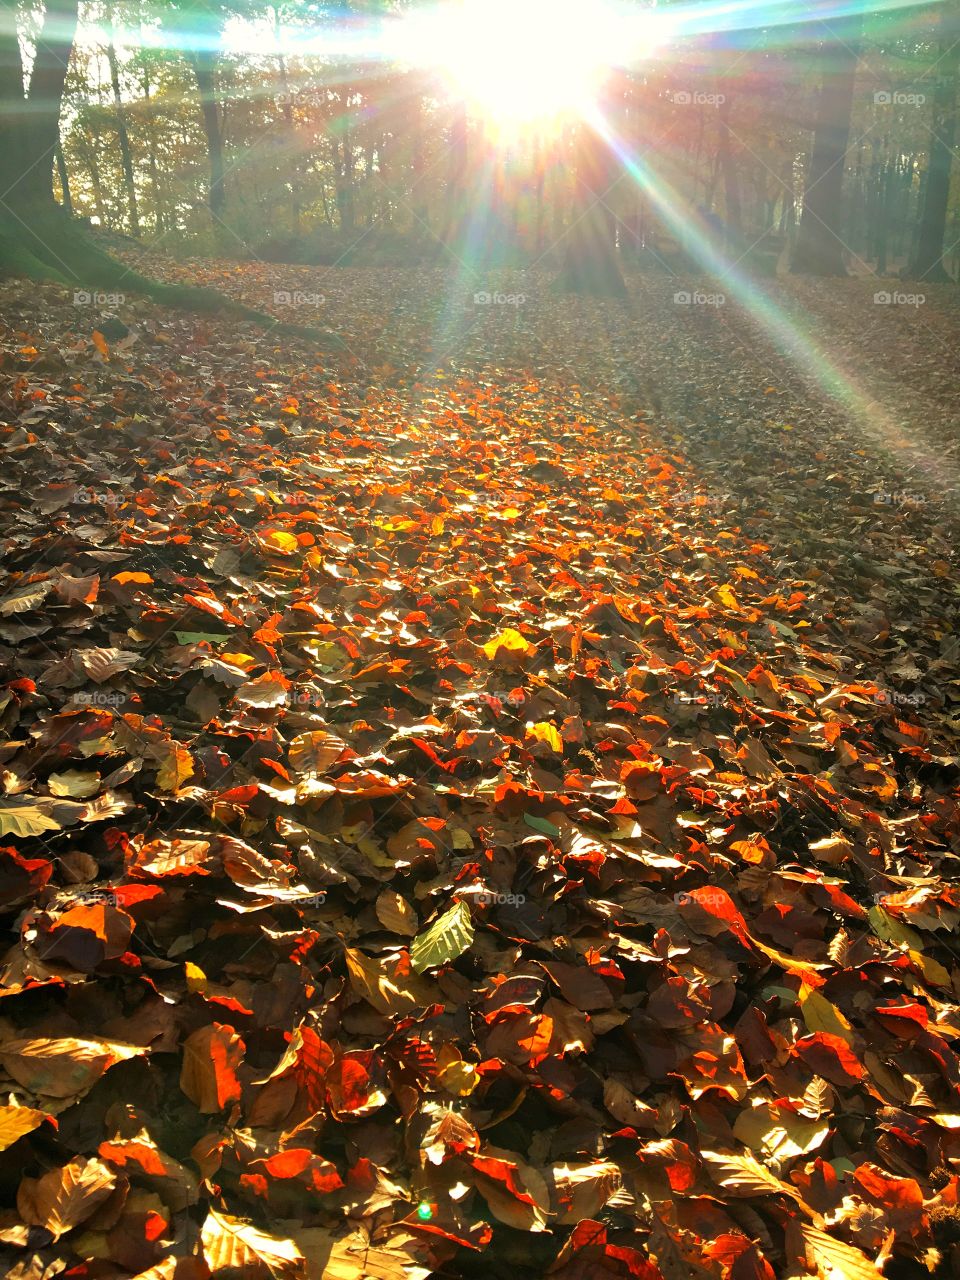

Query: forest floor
<box><xmin>0</xmin><ymin>259</ymin><xmax>959</xmax><ymax>1280</ymax></box>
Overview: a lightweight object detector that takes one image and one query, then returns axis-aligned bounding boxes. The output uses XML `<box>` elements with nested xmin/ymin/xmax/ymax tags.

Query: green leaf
<box><xmin>175</xmin><ymin>631</ymin><xmax>230</xmax><ymax>645</ymax></box>
<box><xmin>523</xmin><ymin>813</ymin><xmax>560</xmax><ymax>838</ymax></box>
<box><xmin>410</xmin><ymin>900</ymin><xmax>475</xmax><ymax>974</ymax></box>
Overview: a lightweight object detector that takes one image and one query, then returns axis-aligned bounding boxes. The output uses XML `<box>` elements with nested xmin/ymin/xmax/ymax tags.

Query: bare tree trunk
<box><xmin>791</xmin><ymin>15</ymin><xmax>862</xmax><ymax>275</ymax></box>
<box><xmin>138</xmin><ymin>44</ymin><xmax>165</xmax><ymax>234</ymax></box>
<box><xmin>55</xmin><ymin>142</ymin><xmax>72</xmax><ymax>214</ymax></box>
<box><xmin>106</xmin><ymin>6</ymin><xmax>140</xmax><ymax>236</ymax></box>
<box><xmin>273</xmin><ymin>7</ymin><xmax>300</xmax><ymax>238</ymax></box>
<box><xmin>7</xmin><ymin>0</ymin><xmax>80</xmax><ymax>206</ymax></box>
<box><xmin>556</xmin><ymin>128</ymin><xmax>627</xmax><ymax>296</ymax></box>
<box><xmin>0</xmin><ymin>0</ymin><xmax>25</xmax><ymax>198</ymax></box>
<box><xmin>188</xmin><ymin>47</ymin><xmax>226</xmax><ymax>222</ymax></box>
<box><xmin>718</xmin><ymin>93</ymin><xmax>742</xmax><ymax>243</ymax></box>
<box><xmin>444</xmin><ymin>100</ymin><xmax>467</xmax><ymax>243</ymax></box>
<box><xmin>410</xmin><ymin>79</ymin><xmax>428</xmax><ymax>230</ymax></box>
<box><xmin>907</xmin><ymin>7</ymin><xmax>959</xmax><ymax>282</ymax></box>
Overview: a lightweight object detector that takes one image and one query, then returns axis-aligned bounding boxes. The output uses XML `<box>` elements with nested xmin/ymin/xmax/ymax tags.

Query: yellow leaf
<box><xmin>375</xmin><ymin>889</ymin><xmax>418</xmax><ymax>936</ymax></box>
<box><xmin>908</xmin><ymin>948</ymin><xmax>952</xmax><ymax>988</ymax></box>
<box><xmin>221</xmin><ymin>651</ymin><xmax>256</xmax><ymax>669</ymax></box>
<box><xmin>185</xmin><ymin>962</ymin><xmax>207</xmax><ymax>993</ymax></box>
<box><xmin>201</xmin><ymin>1207</ymin><xmax>303</xmax><ymax>1276</ymax></box>
<box><xmin>0</xmin><ymin>1105</ymin><xmax>52</xmax><ymax>1151</ymax></box>
<box><xmin>437</xmin><ymin>1058</ymin><xmax>479</xmax><ymax>1096</ymax></box>
<box><xmin>526</xmin><ymin>721</ymin><xmax>563</xmax><ymax>752</ymax></box>
<box><xmin>733</xmin><ymin>1100</ymin><xmax>829</xmax><ymax>1161</ymax></box>
<box><xmin>483</xmin><ymin>627</ymin><xmax>535</xmax><ymax>660</ymax></box>
<box><xmin>800</xmin><ymin>985</ymin><xmax>853</xmax><ymax>1044</ymax></box>
<box><xmin>869</xmin><ymin>906</ymin><xmax>924</xmax><ymax>951</ymax></box>
<box><xmin>48</xmin><ymin>770</ymin><xmax>101</xmax><ymax>799</ymax></box>
<box><xmin>0</xmin><ymin>798</ymin><xmax>59</xmax><ymax>838</ymax></box>
<box><xmin>800</xmin><ymin>1223</ymin><xmax>884</xmax><ymax>1280</ymax></box>
<box><xmin>260</xmin><ymin>530</ymin><xmax>298</xmax><ymax>554</ymax></box>
<box><xmin>155</xmin><ymin>743</ymin><xmax>195</xmax><ymax>793</ymax></box>
<box><xmin>714</xmin><ymin>584</ymin><xmax>739</xmax><ymax>609</ymax></box>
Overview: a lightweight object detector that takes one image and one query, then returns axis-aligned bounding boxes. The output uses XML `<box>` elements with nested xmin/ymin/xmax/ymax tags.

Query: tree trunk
<box><xmin>273</xmin><ymin>8</ymin><xmax>301</xmax><ymax>239</ymax></box>
<box><xmin>410</xmin><ymin>77</ymin><xmax>428</xmax><ymax>231</ymax></box>
<box><xmin>55</xmin><ymin>143</ymin><xmax>72</xmax><ymax>214</ymax></box>
<box><xmin>188</xmin><ymin>48</ymin><xmax>226</xmax><ymax>222</ymax></box>
<box><xmin>717</xmin><ymin>93</ymin><xmax>742</xmax><ymax>251</ymax></box>
<box><xmin>556</xmin><ymin>129</ymin><xmax>628</xmax><ymax>297</ymax></box>
<box><xmin>791</xmin><ymin>15</ymin><xmax>862</xmax><ymax>275</ymax></box>
<box><xmin>3</xmin><ymin>0</ymin><xmax>80</xmax><ymax>207</ymax></box>
<box><xmin>106</xmin><ymin>8</ymin><xmax>140</xmax><ymax>237</ymax></box>
<box><xmin>0</xmin><ymin>0</ymin><xmax>25</xmax><ymax>198</ymax></box>
<box><xmin>139</xmin><ymin>45</ymin><xmax>165</xmax><ymax>234</ymax></box>
<box><xmin>445</xmin><ymin>100</ymin><xmax>467</xmax><ymax>244</ymax></box>
<box><xmin>906</xmin><ymin>10</ymin><xmax>959</xmax><ymax>282</ymax></box>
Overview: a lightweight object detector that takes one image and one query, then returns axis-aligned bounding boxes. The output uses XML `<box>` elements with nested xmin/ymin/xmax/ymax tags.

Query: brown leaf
<box><xmin>18</xmin><ymin>1156</ymin><xmax>116</xmax><ymax>1239</ymax></box>
<box><xmin>179</xmin><ymin>1024</ymin><xmax>244</xmax><ymax>1113</ymax></box>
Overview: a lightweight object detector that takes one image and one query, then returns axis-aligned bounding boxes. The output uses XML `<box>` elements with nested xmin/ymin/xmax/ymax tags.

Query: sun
<box><xmin>395</xmin><ymin>0</ymin><xmax>650</xmax><ymax>135</ymax></box>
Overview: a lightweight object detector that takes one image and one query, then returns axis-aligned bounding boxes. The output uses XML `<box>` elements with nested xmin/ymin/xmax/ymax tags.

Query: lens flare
<box><xmin>393</xmin><ymin>0</ymin><xmax>660</xmax><ymax>133</ymax></box>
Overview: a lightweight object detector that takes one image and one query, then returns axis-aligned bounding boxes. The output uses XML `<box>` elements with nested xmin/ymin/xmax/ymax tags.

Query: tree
<box><xmin>791</xmin><ymin>14</ymin><xmax>862</xmax><ymax>275</ymax></box>
<box><xmin>0</xmin><ymin>0</ymin><xmax>79</xmax><ymax>209</ymax></box>
<box><xmin>105</xmin><ymin>0</ymin><xmax>141</xmax><ymax>236</ymax></box>
<box><xmin>0</xmin><ymin>0</ymin><xmax>338</xmax><ymax>342</ymax></box>
<box><xmin>166</xmin><ymin>0</ymin><xmax>232</xmax><ymax>225</ymax></box>
<box><xmin>555</xmin><ymin>126</ymin><xmax>628</xmax><ymax>297</ymax></box>
<box><xmin>906</xmin><ymin>4</ymin><xmax>959</xmax><ymax>282</ymax></box>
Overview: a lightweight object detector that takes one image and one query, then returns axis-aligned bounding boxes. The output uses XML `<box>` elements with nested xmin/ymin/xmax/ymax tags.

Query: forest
<box><xmin>1</xmin><ymin>2</ymin><xmax>960</xmax><ymax>1280</ymax></box>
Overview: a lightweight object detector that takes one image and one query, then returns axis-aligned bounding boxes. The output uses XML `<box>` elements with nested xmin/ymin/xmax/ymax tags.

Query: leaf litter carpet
<box><xmin>0</xmin><ymin>267</ymin><xmax>959</xmax><ymax>1279</ymax></box>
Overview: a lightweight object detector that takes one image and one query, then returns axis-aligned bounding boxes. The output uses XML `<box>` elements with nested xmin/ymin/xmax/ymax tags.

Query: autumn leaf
<box><xmin>0</xmin><ymin>797</ymin><xmax>60</xmax><ymax>838</ymax></box>
<box><xmin>0</xmin><ymin>1037</ymin><xmax>144</xmax><ymax>1098</ymax></box>
<box><xmin>409</xmin><ymin>900</ymin><xmax>475</xmax><ymax>974</ymax></box>
<box><xmin>18</xmin><ymin>1156</ymin><xmax>116</xmax><ymax>1239</ymax></box>
<box><xmin>368</xmin><ymin>889</ymin><xmax>414</xmax><ymax>937</ymax></box>
<box><xmin>201</xmin><ymin>1207</ymin><xmax>304</xmax><ymax>1276</ymax></box>
<box><xmin>0</xmin><ymin>1104</ymin><xmax>54</xmax><ymax>1150</ymax></box>
<box><xmin>483</xmin><ymin>627</ymin><xmax>536</xmax><ymax>660</ymax></box>
<box><xmin>180</xmin><ymin>1024</ymin><xmax>245</xmax><ymax>1113</ymax></box>
<box><xmin>155</xmin><ymin>742</ymin><xmax>195</xmax><ymax>793</ymax></box>
<box><xmin>800</xmin><ymin>1223</ymin><xmax>885</xmax><ymax>1280</ymax></box>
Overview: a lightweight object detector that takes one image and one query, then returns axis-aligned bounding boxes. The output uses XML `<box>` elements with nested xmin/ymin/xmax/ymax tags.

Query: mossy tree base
<box><xmin>0</xmin><ymin>204</ymin><xmax>346</xmax><ymax>348</ymax></box>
